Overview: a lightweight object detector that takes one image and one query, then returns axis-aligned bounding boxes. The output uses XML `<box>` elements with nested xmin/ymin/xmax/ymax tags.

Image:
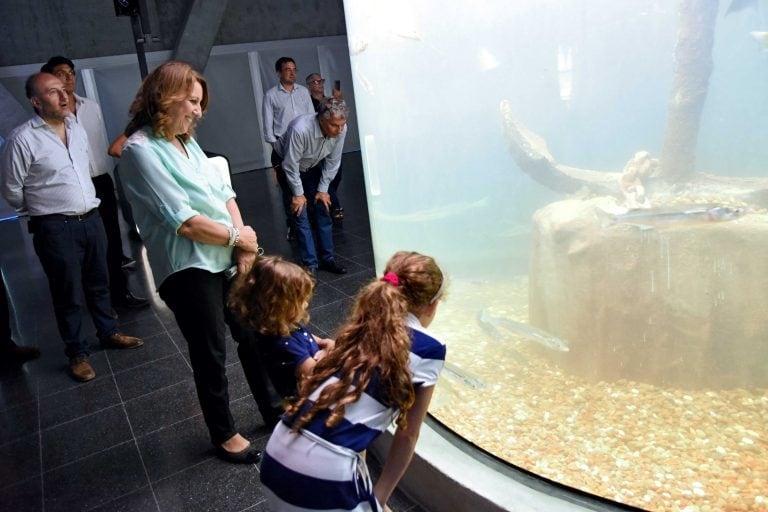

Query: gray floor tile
<box><xmin>88</xmin><ymin>486</ymin><xmax>159</xmax><ymax>512</ymax></box>
<box><xmin>0</xmin><ymin>476</ymin><xmax>42</xmax><ymax>512</ymax></box>
<box><xmin>0</xmin><ymin>372</ymin><xmax>37</xmax><ymax>412</ymax></box>
<box><xmin>113</xmin><ymin>353</ymin><xmax>192</xmax><ymax>401</ymax></box>
<box><xmin>39</xmin><ymin>375</ymin><xmax>120</xmax><ymax>429</ymax></box>
<box><xmin>0</xmin><ymin>433</ymin><xmax>40</xmax><ymax>489</ymax></box>
<box><xmin>0</xmin><ymin>401</ymin><xmax>38</xmax><ymax>446</ymax></box>
<box><xmin>137</xmin><ymin>412</ymin><xmax>213</xmax><ymax>483</ymax></box>
<box><xmin>124</xmin><ymin>378</ymin><xmax>201</xmax><ymax>437</ymax></box>
<box><xmin>41</xmin><ymin>404</ymin><xmax>132</xmax><ymax>471</ymax></box>
<box><xmin>326</xmin><ymin>268</ymin><xmax>378</xmax><ymax>297</ymax></box>
<box><xmin>309</xmin><ymin>297</ymin><xmax>355</xmax><ymax>335</ymax></box>
<box><xmin>309</xmin><ymin>281</ymin><xmax>349</xmax><ymax>309</ymax></box>
<box><xmin>43</xmin><ymin>441</ymin><xmax>147</xmax><ymax>512</ymax></box>
<box><xmin>153</xmin><ymin>457</ymin><xmax>264</xmax><ymax>512</ymax></box>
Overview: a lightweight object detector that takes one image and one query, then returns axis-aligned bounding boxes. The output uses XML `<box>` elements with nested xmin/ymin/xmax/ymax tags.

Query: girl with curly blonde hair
<box><xmin>229</xmin><ymin>256</ymin><xmax>334</xmax><ymax>399</ymax></box>
<box><xmin>260</xmin><ymin>251</ymin><xmax>447</xmax><ymax>512</ymax></box>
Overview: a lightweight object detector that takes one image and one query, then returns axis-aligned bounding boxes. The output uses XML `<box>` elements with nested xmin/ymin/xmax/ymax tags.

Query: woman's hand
<box><xmin>235</xmin><ymin>225</ymin><xmax>259</xmax><ymax>252</ymax></box>
<box><xmin>233</xmin><ymin>247</ymin><xmax>256</xmax><ymax>274</ymax></box>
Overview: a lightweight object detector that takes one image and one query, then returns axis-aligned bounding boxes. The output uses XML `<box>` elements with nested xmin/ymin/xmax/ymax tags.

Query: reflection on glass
<box><xmin>344</xmin><ymin>0</ymin><xmax>768</xmax><ymax>510</ymax></box>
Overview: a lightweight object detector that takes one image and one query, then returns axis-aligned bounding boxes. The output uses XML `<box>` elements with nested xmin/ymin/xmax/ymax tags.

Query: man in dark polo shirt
<box><xmin>0</xmin><ymin>72</ymin><xmax>144</xmax><ymax>382</ymax></box>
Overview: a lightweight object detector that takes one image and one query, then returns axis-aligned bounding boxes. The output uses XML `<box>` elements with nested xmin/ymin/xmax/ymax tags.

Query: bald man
<box><xmin>0</xmin><ymin>72</ymin><xmax>144</xmax><ymax>382</ymax></box>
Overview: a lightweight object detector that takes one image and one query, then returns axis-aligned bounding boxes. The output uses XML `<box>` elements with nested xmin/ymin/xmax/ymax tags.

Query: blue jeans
<box><xmin>31</xmin><ymin>210</ymin><xmax>117</xmax><ymax>358</ymax></box>
<box><xmin>276</xmin><ymin>163</ymin><xmax>335</xmax><ymax>269</ymax></box>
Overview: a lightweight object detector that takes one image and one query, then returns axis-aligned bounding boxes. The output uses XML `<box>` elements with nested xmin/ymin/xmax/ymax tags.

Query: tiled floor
<box><xmin>0</xmin><ymin>153</ymin><xmax>425</xmax><ymax>512</ymax></box>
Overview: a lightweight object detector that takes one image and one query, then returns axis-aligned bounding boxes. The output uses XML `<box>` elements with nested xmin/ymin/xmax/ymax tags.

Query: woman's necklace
<box><xmin>173</xmin><ymin>136</ymin><xmax>189</xmax><ymax>158</ymax></box>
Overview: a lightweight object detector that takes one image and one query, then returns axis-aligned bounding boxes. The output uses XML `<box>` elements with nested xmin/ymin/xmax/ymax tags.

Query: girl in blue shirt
<box><xmin>229</xmin><ymin>256</ymin><xmax>334</xmax><ymax>400</ymax></box>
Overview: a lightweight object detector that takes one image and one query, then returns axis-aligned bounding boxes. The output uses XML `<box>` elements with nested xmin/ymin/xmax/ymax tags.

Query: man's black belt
<box><xmin>28</xmin><ymin>208</ymin><xmax>97</xmax><ymax>234</ymax></box>
<box><xmin>32</xmin><ymin>209</ymin><xmax>97</xmax><ymax>222</ymax></box>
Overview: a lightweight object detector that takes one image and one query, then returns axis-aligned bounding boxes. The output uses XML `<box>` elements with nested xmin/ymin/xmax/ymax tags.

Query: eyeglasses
<box><xmin>54</xmin><ymin>70</ymin><xmax>76</xmax><ymax>79</ymax></box>
<box><xmin>308</xmin><ymin>79</ymin><xmax>325</xmax><ymax>85</ymax></box>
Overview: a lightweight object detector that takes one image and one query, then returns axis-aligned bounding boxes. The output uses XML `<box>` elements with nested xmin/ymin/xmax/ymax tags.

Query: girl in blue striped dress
<box><xmin>260</xmin><ymin>251</ymin><xmax>447</xmax><ymax>511</ymax></box>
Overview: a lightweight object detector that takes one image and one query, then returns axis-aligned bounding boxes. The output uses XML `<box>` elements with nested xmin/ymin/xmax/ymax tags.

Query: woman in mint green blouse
<box><xmin>119</xmin><ymin>61</ymin><xmax>275</xmax><ymax>464</ymax></box>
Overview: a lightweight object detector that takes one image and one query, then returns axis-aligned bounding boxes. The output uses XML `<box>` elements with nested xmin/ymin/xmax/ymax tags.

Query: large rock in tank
<box><xmin>528</xmin><ymin>197</ymin><xmax>768</xmax><ymax>388</ymax></box>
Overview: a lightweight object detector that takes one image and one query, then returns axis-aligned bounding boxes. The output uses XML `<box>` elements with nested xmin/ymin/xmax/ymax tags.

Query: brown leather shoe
<box><xmin>70</xmin><ymin>356</ymin><xmax>95</xmax><ymax>382</ymax></box>
<box><xmin>101</xmin><ymin>332</ymin><xmax>144</xmax><ymax>349</ymax></box>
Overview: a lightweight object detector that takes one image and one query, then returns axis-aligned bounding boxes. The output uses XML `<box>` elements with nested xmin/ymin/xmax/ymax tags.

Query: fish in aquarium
<box><xmin>596</xmin><ymin>204</ymin><xmax>747</xmax><ymax>229</ymax></box>
<box><xmin>441</xmin><ymin>362</ymin><xmax>488</xmax><ymax>390</ymax></box>
<box><xmin>373</xmin><ymin>197</ymin><xmax>489</xmax><ymax>223</ymax></box>
<box><xmin>475</xmin><ymin>310</ymin><xmax>529</xmax><ymax>364</ymax></box>
<box><xmin>477</xmin><ymin>309</ymin><xmax>570</xmax><ymax>353</ymax></box>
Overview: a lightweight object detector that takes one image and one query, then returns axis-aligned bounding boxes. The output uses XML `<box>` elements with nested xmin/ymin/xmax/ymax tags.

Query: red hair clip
<box><xmin>380</xmin><ymin>272</ymin><xmax>400</xmax><ymax>286</ymax></box>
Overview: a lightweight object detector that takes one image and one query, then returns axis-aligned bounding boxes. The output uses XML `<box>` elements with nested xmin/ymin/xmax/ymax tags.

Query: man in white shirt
<box><xmin>0</xmin><ymin>72</ymin><xmax>144</xmax><ymax>382</ymax></box>
<box><xmin>262</xmin><ymin>57</ymin><xmax>315</xmax><ymax>241</ymax></box>
<box><xmin>41</xmin><ymin>56</ymin><xmax>147</xmax><ymax>309</ymax></box>
<box><xmin>262</xmin><ymin>57</ymin><xmax>315</xmax><ymax>150</ymax></box>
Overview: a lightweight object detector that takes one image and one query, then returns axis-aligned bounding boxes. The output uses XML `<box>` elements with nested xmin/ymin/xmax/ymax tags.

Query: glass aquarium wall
<box><xmin>343</xmin><ymin>0</ymin><xmax>768</xmax><ymax>510</ymax></box>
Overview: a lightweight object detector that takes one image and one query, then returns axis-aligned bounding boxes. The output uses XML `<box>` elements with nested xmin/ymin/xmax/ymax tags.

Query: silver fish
<box><xmin>476</xmin><ymin>310</ymin><xmax>529</xmax><ymax>364</ymax></box>
<box><xmin>479</xmin><ymin>309</ymin><xmax>570</xmax><ymax>352</ymax></box>
<box><xmin>374</xmin><ymin>197</ymin><xmax>489</xmax><ymax>223</ymax></box>
<box><xmin>441</xmin><ymin>362</ymin><xmax>488</xmax><ymax>390</ymax></box>
<box><xmin>598</xmin><ymin>205</ymin><xmax>747</xmax><ymax>229</ymax></box>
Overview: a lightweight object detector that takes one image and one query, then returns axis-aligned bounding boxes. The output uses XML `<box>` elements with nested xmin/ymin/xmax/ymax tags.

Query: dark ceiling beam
<box><xmin>172</xmin><ymin>0</ymin><xmax>230</xmax><ymax>72</ymax></box>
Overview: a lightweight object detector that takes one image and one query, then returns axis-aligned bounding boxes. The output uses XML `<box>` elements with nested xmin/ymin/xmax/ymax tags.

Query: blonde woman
<box><xmin>119</xmin><ymin>61</ymin><xmax>274</xmax><ymax>463</ymax></box>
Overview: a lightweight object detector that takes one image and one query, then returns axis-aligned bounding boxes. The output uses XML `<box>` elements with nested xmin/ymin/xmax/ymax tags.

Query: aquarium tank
<box><xmin>343</xmin><ymin>0</ymin><xmax>768</xmax><ymax>510</ymax></box>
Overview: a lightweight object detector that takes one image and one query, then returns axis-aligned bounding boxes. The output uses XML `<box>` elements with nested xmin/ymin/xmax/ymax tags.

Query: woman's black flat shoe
<box><xmin>215</xmin><ymin>444</ymin><xmax>262</xmax><ymax>464</ymax></box>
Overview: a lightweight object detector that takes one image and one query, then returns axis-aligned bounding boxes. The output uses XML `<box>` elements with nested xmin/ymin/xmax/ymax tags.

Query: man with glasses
<box><xmin>262</xmin><ymin>57</ymin><xmax>315</xmax><ymax>241</ymax></box>
<box><xmin>40</xmin><ymin>56</ymin><xmax>148</xmax><ymax>310</ymax></box>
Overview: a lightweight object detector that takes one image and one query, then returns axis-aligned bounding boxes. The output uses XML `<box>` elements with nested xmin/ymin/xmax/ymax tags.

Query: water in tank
<box><xmin>343</xmin><ymin>0</ymin><xmax>768</xmax><ymax>510</ymax></box>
